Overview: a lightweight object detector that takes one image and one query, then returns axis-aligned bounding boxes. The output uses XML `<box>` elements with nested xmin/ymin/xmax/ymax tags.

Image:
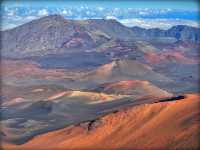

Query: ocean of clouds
<box><xmin>1</xmin><ymin>6</ymin><xmax>199</xmax><ymax>30</ymax></box>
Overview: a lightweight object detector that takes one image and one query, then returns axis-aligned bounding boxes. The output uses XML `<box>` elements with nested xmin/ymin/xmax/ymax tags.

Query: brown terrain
<box><xmin>2</xmin><ymin>94</ymin><xmax>199</xmax><ymax>150</ymax></box>
<box><xmin>1</xmin><ymin>58</ymin><xmax>199</xmax><ymax>150</ymax></box>
<box><xmin>96</xmin><ymin>80</ymin><xmax>171</xmax><ymax>97</ymax></box>
<box><xmin>1</xmin><ymin>60</ymin><xmax>69</xmax><ymax>79</ymax></box>
<box><xmin>145</xmin><ymin>51</ymin><xmax>200</xmax><ymax>65</ymax></box>
<box><xmin>1</xmin><ymin>15</ymin><xmax>199</xmax><ymax>150</ymax></box>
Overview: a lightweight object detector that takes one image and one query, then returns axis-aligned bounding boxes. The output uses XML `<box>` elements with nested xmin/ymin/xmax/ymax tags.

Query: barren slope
<box><xmin>95</xmin><ymin>80</ymin><xmax>172</xmax><ymax>98</ymax></box>
<box><xmin>3</xmin><ymin>94</ymin><xmax>199</xmax><ymax>150</ymax></box>
<box><xmin>83</xmin><ymin>59</ymin><xmax>171</xmax><ymax>83</ymax></box>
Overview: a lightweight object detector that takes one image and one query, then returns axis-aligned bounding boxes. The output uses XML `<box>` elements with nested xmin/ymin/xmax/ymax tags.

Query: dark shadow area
<box><xmin>156</xmin><ymin>95</ymin><xmax>185</xmax><ymax>103</ymax></box>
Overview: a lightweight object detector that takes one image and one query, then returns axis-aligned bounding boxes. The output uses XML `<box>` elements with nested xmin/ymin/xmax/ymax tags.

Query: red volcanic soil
<box><xmin>101</xmin><ymin>80</ymin><xmax>154</xmax><ymax>91</ymax></box>
<box><xmin>103</xmin><ymin>80</ymin><xmax>144</xmax><ymax>89</ymax></box>
<box><xmin>98</xmin><ymin>80</ymin><xmax>172</xmax><ymax>98</ymax></box>
<box><xmin>1</xmin><ymin>60</ymin><xmax>66</xmax><ymax>79</ymax></box>
<box><xmin>3</xmin><ymin>94</ymin><xmax>199</xmax><ymax>150</ymax></box>
<box><xmin>145</xmin><ymin>51</ymin><xmax>199</xmax><ymax>65</ymax></box>
<box><xmin>84</xmin><ymin>59</ymin><xmax>171</xmax><ymax>82</ymax></box>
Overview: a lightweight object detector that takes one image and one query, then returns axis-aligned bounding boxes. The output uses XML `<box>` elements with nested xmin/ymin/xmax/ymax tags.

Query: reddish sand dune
<box><xmin>84</xmin><ymin>59</ymin><xmax>171</xmax><ymax>82</ymax></box>
<box><xmin>47</xmin><ymin>90</ymin><xmax>126</xmax><ymax>102</ymax></box>
<box><xmin>90</xmin><ymin>59</ymin><xmax>154</xmax><ymax>80</ymax></box>
<box><xmin>3</xmin><ymin>94</ymin><xmax>199</xmax><ymax>150</ymax></box>
<box><xmin>98</xmin><ymin>80</ymin><xmax>172</xmax><ymax>98</ymax></box>
<box><xmin>94</xmin><ymin>61</ymin><xmax>117</xmax><ymax>78</ymax></box>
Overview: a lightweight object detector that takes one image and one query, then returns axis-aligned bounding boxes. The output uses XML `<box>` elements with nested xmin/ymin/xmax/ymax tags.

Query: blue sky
<box><xmin>1</xmin><ymin>0</ymin><xmax>199</xmax><ymax>30</ymax></box>
<box><xmin>2</xmin><ymin>0</ymin><xmax>199</xmax><ymax>10</ymax></box>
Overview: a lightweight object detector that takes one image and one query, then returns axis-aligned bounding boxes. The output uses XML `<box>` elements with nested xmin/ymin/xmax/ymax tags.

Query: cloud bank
<box><xmin>1</xmin><ymin>6</ymin><xmax>199</xmax><ymax>30</ymax></box>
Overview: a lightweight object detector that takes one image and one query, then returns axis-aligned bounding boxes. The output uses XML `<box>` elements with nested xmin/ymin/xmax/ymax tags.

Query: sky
<box><xmin>1</xmin><ymin>0</ymin><xmax>199</xmax><ymax>30</ymax></box>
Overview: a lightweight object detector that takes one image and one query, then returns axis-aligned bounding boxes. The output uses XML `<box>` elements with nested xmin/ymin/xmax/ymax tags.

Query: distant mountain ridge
<box><xmin>131</xmin><ymin>25</ymin><xmax>200</xmax><ymax>43</ymax></box>
<box><xmin>1</xmin><ymin>15</ymin><xmax>199</xmax><ymax>58</ymax></box>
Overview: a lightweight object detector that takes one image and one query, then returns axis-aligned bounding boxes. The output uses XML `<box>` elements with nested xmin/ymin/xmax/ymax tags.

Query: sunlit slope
<box><xmin>95</xmin><ymin>80</ymin><xmax>172</xmax><ymax>98</ymax></box>
<box><xmin>4</xmin><ymin>94</ymin><xmax>199</xmax><ymax>150</ymax></box>
<box><xmin>84</xmin><ymin>59</ymin><xmax>171</xmax><ymax>83</ymax></box>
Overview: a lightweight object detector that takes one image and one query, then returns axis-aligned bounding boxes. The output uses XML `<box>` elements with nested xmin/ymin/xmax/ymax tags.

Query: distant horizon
<box><xmin>1</xmin><ymin>0</ymin><xmax>199</xmax><ymax>30</ymax></box>
<box><xmin>2</xmin><ymin>14</ymin><xmax>199</xmax><ymax>32</ymax></box>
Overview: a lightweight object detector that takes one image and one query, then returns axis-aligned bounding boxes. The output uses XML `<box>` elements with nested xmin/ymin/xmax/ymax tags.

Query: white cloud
<box><xmin>1</xmin><ymin>22</ymin><xmax>16</xmax><ymax>30</ymax></box>
<box><xmin>26</xmin><ymin>16</ymin><xmax>37</xmax><ymax>20</ymax></box>
<box><xmin>119</xmin><ymin>18</ymin><xmax>199</xmax><ymax>29</ymax></box>
<box><xmin>86</xmin><ymin>10</ymin><xmax>91</xmax><ymax>15</ymax></box>
<box><xmin>97</xmin><ymin>7</ymin><xmax>104</xmax><ymax>11</ymax></box>
<box><xmin>7</xmin><ymin>10</ymin><xmax>15</xmax><ymax>16</ymax></box>
<box><xmin>138</xmin><ymin>11</ymin><xmax>148</xmax><ymax>15</ymax></box>
<box><xmin>58</xmin><ymin>9</ymin><xmax>72</xmax><ymax>16</ymax></box>
<box><xmin>1</xmin><ymin>15</ymin><xmax>39</xmax><ymax>30</ymax></box>
<box><xmin>106</xmin><ymin>16</ymin><xmax>118</xmax><ymax>20</ymax></box>
<box><xmin>11</xmin><ymin>15</ymin><xmax>23</xmax><ymax>21</ymax></box>
<box><xmin>62</xmin><ymin>10</ymin><xmax>67</xmax><ymax>15</ymax></box>
<box><xmin>38</xmin><ymin>9</ymin><xmax>48</xmax><ymax>16</ymax></box>
<box><xmin>1</xmin><ymin>7</ymin><xmax>199</xmax><ymax>31</ymax></box>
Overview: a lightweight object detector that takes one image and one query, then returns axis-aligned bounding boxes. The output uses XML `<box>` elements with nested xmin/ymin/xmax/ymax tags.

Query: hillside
<box><xmin>84</xmin><ymin>59</ymin><xmax>171</xmax><ymax>83</ymax></box>
<box><xmin>1</xmin><ymin>15</ymin><xmax>199</xmax><ymax>58</ymax></box>
<box><xmin>1</xmin><ymin>15</ymin><xmax>133</xmax><ymax>58</ymax></box>
<box><xmin>132</xmin><ymin>25</ymin><xmax>200</xmax><ymax>43</ymax></box>
<box><xmin>95</xmin><ymin>80</ymin><xmax>172</xmax><ymax>97</ymax></box>
<box><xmin>3</xmin><ymin>94</ymin><xmax>199</xmax><ymax>150</ymax></box>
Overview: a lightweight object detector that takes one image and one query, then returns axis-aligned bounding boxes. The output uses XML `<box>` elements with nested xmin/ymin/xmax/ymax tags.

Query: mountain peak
<box><xmin>43</xmin><ymin>14</ymin><xmax>65</xmax><ymax>19</ymax></box>
<box><xmin>35</xmin><ymin>14</ymin><xmax>67</xmax><ymax>24</ymax></box>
